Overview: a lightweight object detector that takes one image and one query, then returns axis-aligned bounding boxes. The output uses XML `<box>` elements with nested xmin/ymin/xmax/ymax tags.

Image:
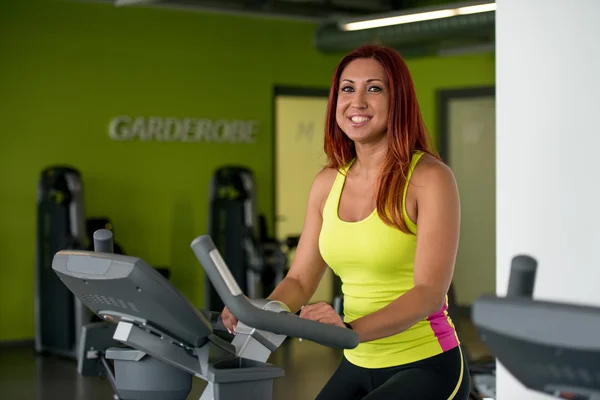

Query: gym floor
<box><xmin>0</xmin><ymin>315</ymin><xmax>490</xmax><ymax>400</ymax></box>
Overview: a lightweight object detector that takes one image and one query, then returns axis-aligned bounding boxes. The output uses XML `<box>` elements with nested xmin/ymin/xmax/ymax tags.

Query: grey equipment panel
<box><xmin>473</xmin><ymin>254</ymin><xmax>600</xmax><ymax>400</ymax></box>
<box><xmin>52</xmin><ymin>250</ymin><xmax>213</xmax><ymax>349</ymax></box>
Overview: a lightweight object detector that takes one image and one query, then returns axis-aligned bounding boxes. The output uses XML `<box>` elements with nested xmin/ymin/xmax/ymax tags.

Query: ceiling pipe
<box><xmin>109</xmin><ymin>0</ymin><xmax>384</xmax><ymax>22</ymax></box>
<box><xmin>314</xmin><ymin>1</ymin><xmax>496</xmax><ymax>55</ymax></box>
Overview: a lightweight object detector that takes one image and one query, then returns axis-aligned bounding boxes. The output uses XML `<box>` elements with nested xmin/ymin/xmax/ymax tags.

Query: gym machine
<box><xmin>207</xmin><ymin>166</ymin><xmax>294</xmax><ymax>312</ymax></box>
<box><xmin>51</xmin><ymin>229</ymin><xmax>359</xmax><ymax>400</ymax></box>
<box><xmin>473</xmin><ymin>255</ymin><xmax>600</xmax><ymax>400</ymax></box>
<box><xmin>35</xmin><ymin>165</ymin><xmax>92</xmax><ymax>358</ymax></box>
<box><xmin>85</xmin><ymin>217</ymin><xmax>126</xmax><ymax>256</ymax></box>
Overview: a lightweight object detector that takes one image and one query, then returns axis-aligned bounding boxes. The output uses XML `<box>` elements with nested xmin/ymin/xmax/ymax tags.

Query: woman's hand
<box><xmin>221</xmin><ymin>306</ymin><xmax>238</xmax><ymax>334</ymax></box>
<box><xmin>299</xmin><ymin>302</ymin><xmax>345</xmax><ymax>328</ymax></box>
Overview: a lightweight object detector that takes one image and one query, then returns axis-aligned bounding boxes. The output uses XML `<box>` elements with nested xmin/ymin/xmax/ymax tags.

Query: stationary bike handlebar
<box><xmin>191</xmin><ymin>235</ymin><xmax>360</xmax><ymax>350</ymax></box>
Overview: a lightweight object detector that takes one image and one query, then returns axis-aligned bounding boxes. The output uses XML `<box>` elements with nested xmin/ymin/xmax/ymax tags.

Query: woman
<box><xmin>222</xmin><ymin>44</ymin><xmax>470</xmax><ymax>400</ymax></box>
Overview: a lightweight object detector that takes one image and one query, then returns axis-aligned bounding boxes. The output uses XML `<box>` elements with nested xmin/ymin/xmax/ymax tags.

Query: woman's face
<box><xmin>335</xmin><ymin>58</ymin><xmax>390</xmax><ymax>145</ymax></box>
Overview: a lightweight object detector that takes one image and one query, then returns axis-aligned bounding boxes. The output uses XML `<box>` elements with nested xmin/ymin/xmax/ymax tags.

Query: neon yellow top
<box><xmin>318</xmin><ymin>151</ymin><xmax>460</xmax><ymax>368</ymax></box>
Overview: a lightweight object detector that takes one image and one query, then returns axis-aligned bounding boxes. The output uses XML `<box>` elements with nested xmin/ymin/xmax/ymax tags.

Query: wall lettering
<box><xmin>108</xmin><ymin>116</ymin><xmax>259</xmax><ymax>144</ymax></box>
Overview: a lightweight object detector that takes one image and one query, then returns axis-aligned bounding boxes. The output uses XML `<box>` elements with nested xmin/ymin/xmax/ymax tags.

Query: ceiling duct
<box><xmin>314</xmin><ymin>1</ymin><xmax>495</xmax><ymax>55</ymax></box>
<box><xmin>109</xmin><ymin>0</ymin><xmax>396</xmax><ymax>22</ymax></box>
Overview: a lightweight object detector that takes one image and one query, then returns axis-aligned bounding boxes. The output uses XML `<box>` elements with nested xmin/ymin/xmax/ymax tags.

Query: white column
<box><xmin>496</xmin><ymin>0</ymin><xmax>600</xmax><ymax>398</ymax></box>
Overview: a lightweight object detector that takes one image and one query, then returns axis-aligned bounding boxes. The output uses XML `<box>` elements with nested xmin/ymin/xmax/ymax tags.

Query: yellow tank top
<box><xmin>318</xmin><ymin>151</ymin><xmax>460</xmax><ymax>368</ymax></box>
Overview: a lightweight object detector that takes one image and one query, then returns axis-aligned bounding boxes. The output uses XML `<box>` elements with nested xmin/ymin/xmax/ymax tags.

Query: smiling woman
<box><xmin>335</xmin><ymin>59</ymin><xmax>389</xmax><ymax>143</ymax></box>
<box><xmin>221</xmin><ymin>44</ymin><xmax>471</xmax><ymax>400</ymax></box>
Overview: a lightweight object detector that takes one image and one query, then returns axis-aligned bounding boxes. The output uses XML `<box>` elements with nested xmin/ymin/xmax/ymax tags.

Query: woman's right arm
<box><xmin>220</xmin><ymin>169</ymin><xmax>333</xmax><ymax>332</ymax></box>
<box><xmin>264</xmin><ymin>169</ymin><xmax>333</xmax><ymax>313</ymax></box>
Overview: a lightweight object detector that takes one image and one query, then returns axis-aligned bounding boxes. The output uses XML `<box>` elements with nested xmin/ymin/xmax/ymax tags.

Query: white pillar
<box><xmin>496</xmin><ymin>0</ymin><xmax>600</xmax><ymax>398</ymax></box>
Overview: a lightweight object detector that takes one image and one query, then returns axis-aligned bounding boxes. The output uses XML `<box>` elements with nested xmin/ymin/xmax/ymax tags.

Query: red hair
<box><xmin>323</xmin><ymin>44</ymin><xmax>439</xmax><ymax>234</ymax></box>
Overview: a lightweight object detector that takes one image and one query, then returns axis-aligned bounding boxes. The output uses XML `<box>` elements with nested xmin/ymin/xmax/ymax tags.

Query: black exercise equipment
<box><xmin>258</xmin><ymin>214</ymin><xmax>299</xmax><ymax>298</ymax></box>
<box><xmin>207</xmin><ymin>166</ymin><xmax>295</xmax><ymax>312</ymax></box>
<box><xmin>35</xmin><ymin>165</ymin><xmax>92</xmax><ymax>358</ymax></box>
<box><xmin>207</xmin><ymin>166</ymin><xmax>262</xmax><ymax>312</ymax></box>
<box><xmin>51</xmin><ymin>229</ymin><xmax>359</xmax><ymax>400</ymax></box>
<box><xmin>473</xmin><ymin>255</ymin><xmax>600</xmax><ymax>400</ymax></box>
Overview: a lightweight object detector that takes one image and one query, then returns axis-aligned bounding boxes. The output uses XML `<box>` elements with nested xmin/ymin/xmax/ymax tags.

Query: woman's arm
<box><xmin>220</xmin><ymin>168</ymin><xmax>335</xmax><ymax>333</ymax></box>
<box><xmin>266</xmin><ymin>169</ymin><xmax>335</xmax><ymax>313</ymax></box>
<box><xmin>349</xmin><ymin>159</ymin><xmax>461</xmax><ymax>343</ymax></box>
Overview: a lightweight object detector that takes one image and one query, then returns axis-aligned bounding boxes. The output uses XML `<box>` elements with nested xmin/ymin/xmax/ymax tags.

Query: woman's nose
<box><xmin>351</xmin><ymin>92</ymin><xmax>367</xmax><ymax>109</ymax></box>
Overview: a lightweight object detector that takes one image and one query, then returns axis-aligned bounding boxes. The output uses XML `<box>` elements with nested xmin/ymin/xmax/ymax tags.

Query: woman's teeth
<box><xmin>351</xmin><ymin>116</ymin><xmax>370</xmax><ymax>123</ymax></box>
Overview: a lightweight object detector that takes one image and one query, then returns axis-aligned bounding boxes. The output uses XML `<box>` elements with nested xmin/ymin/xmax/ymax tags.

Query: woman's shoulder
<box><xmin>306</xmin><ymin>166</ymin><xmax>339</xmax><ymax>212</ymax></box>
<box><xmin>312</xmin><ymin>166</ymin><xmax>339</xmax><ymax>194</ymax></box>
<box><xmin>411</xmin><ymin>153</ymin><xmax>456</xmax><ymax>190</ymax></box>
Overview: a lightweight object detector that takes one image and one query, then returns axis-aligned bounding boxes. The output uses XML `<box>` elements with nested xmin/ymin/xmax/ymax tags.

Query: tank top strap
<box><xmin>322</xmin><ymin>158</ymin><xmax>355</xmax><ymax>219</ymax></box>
<box><xmin>402</xmin><ymin>150</ymin><xmax>425</xmax><ymax>234</ymax></box>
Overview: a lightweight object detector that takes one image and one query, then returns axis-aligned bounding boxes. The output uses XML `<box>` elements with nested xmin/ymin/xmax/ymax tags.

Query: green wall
<box><xmin>0</xmin><ymin>0</ymin><xmax>494</xmax><ymax>341</ymax></box>
<box><xmin>408</xmin><ymin>52</ymin><xmax>496</xmax><ymax>139</ymax></box>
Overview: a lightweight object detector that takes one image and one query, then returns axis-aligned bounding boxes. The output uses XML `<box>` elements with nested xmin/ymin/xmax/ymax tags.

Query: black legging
<box><xmin>316</xmin><ymin>346</ymin><xmax>471</xmax><ymax>400</ymax></box>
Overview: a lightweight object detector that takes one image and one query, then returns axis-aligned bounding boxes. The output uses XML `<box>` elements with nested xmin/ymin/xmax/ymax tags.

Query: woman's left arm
<box><xmin>349</xmin><ymin>161</ymin><xmax>461</xmax><ymax>343</ymax></box>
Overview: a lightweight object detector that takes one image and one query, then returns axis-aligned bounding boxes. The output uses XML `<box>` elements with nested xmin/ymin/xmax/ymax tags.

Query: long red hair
<box><xmin>323</xmin><ymin>44</ymin><xmax>439</xmax><ymax>234</ymax></box>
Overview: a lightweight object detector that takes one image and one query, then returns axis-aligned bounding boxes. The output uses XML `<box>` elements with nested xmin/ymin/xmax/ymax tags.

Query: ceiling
<box><xmin>96</xmin><ymin>0</ymin><xmax>496</xmax><ymax>56</ymax></box>
<box><xmin>112</xmin><ymin>0</ymin><xmax>457</xmax><ymax>22</ymax></box>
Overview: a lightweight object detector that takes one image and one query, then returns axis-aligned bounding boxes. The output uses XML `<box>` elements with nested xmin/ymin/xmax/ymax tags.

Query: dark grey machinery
<box><xmin>207</xmin><ymin>166</ymin><xmax>292</xmax><ymax>313</ymax></box>
<box><xmin>52</xmin><ymin>230</ymin><xmax>359</xmax><ymax>400</ymax></box>
<box><xmin>473</xmin><ymin>255</ymin><xmax>600</xmax><ymax>400</ymax></box>
<box><xmin>35</xmin><ymin>165</ymin><xmax>91</xmax><ymax>359</ymax></box>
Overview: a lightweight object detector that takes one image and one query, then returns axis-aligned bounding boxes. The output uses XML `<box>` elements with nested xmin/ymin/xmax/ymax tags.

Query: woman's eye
<box><xmin>340</xmin><ymin>85</ymin><xmax>382</xmax><ymax>93</ymax></box>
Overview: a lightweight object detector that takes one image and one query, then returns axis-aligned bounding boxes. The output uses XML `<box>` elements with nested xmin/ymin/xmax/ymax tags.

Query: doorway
<box><xmin>273</xmin><ymin>86</ymin><xmax>339</xmax><ymax>304</ymax></box>
<box><xmin>438</xmin><ymin>86</ymin><xmax>496</xmax><ymax>309</ymax></box>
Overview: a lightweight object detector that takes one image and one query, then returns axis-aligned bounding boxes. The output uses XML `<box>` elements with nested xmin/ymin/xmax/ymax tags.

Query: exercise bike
<box><xmin>473</xmin><ymin>255</ymin><xmax>600</xmax><ymax>400</ymax></box>
<box><xmin>51</xmin><ymin>229</ymin><xmax>359</xmax><ymax>400</ymax></box>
